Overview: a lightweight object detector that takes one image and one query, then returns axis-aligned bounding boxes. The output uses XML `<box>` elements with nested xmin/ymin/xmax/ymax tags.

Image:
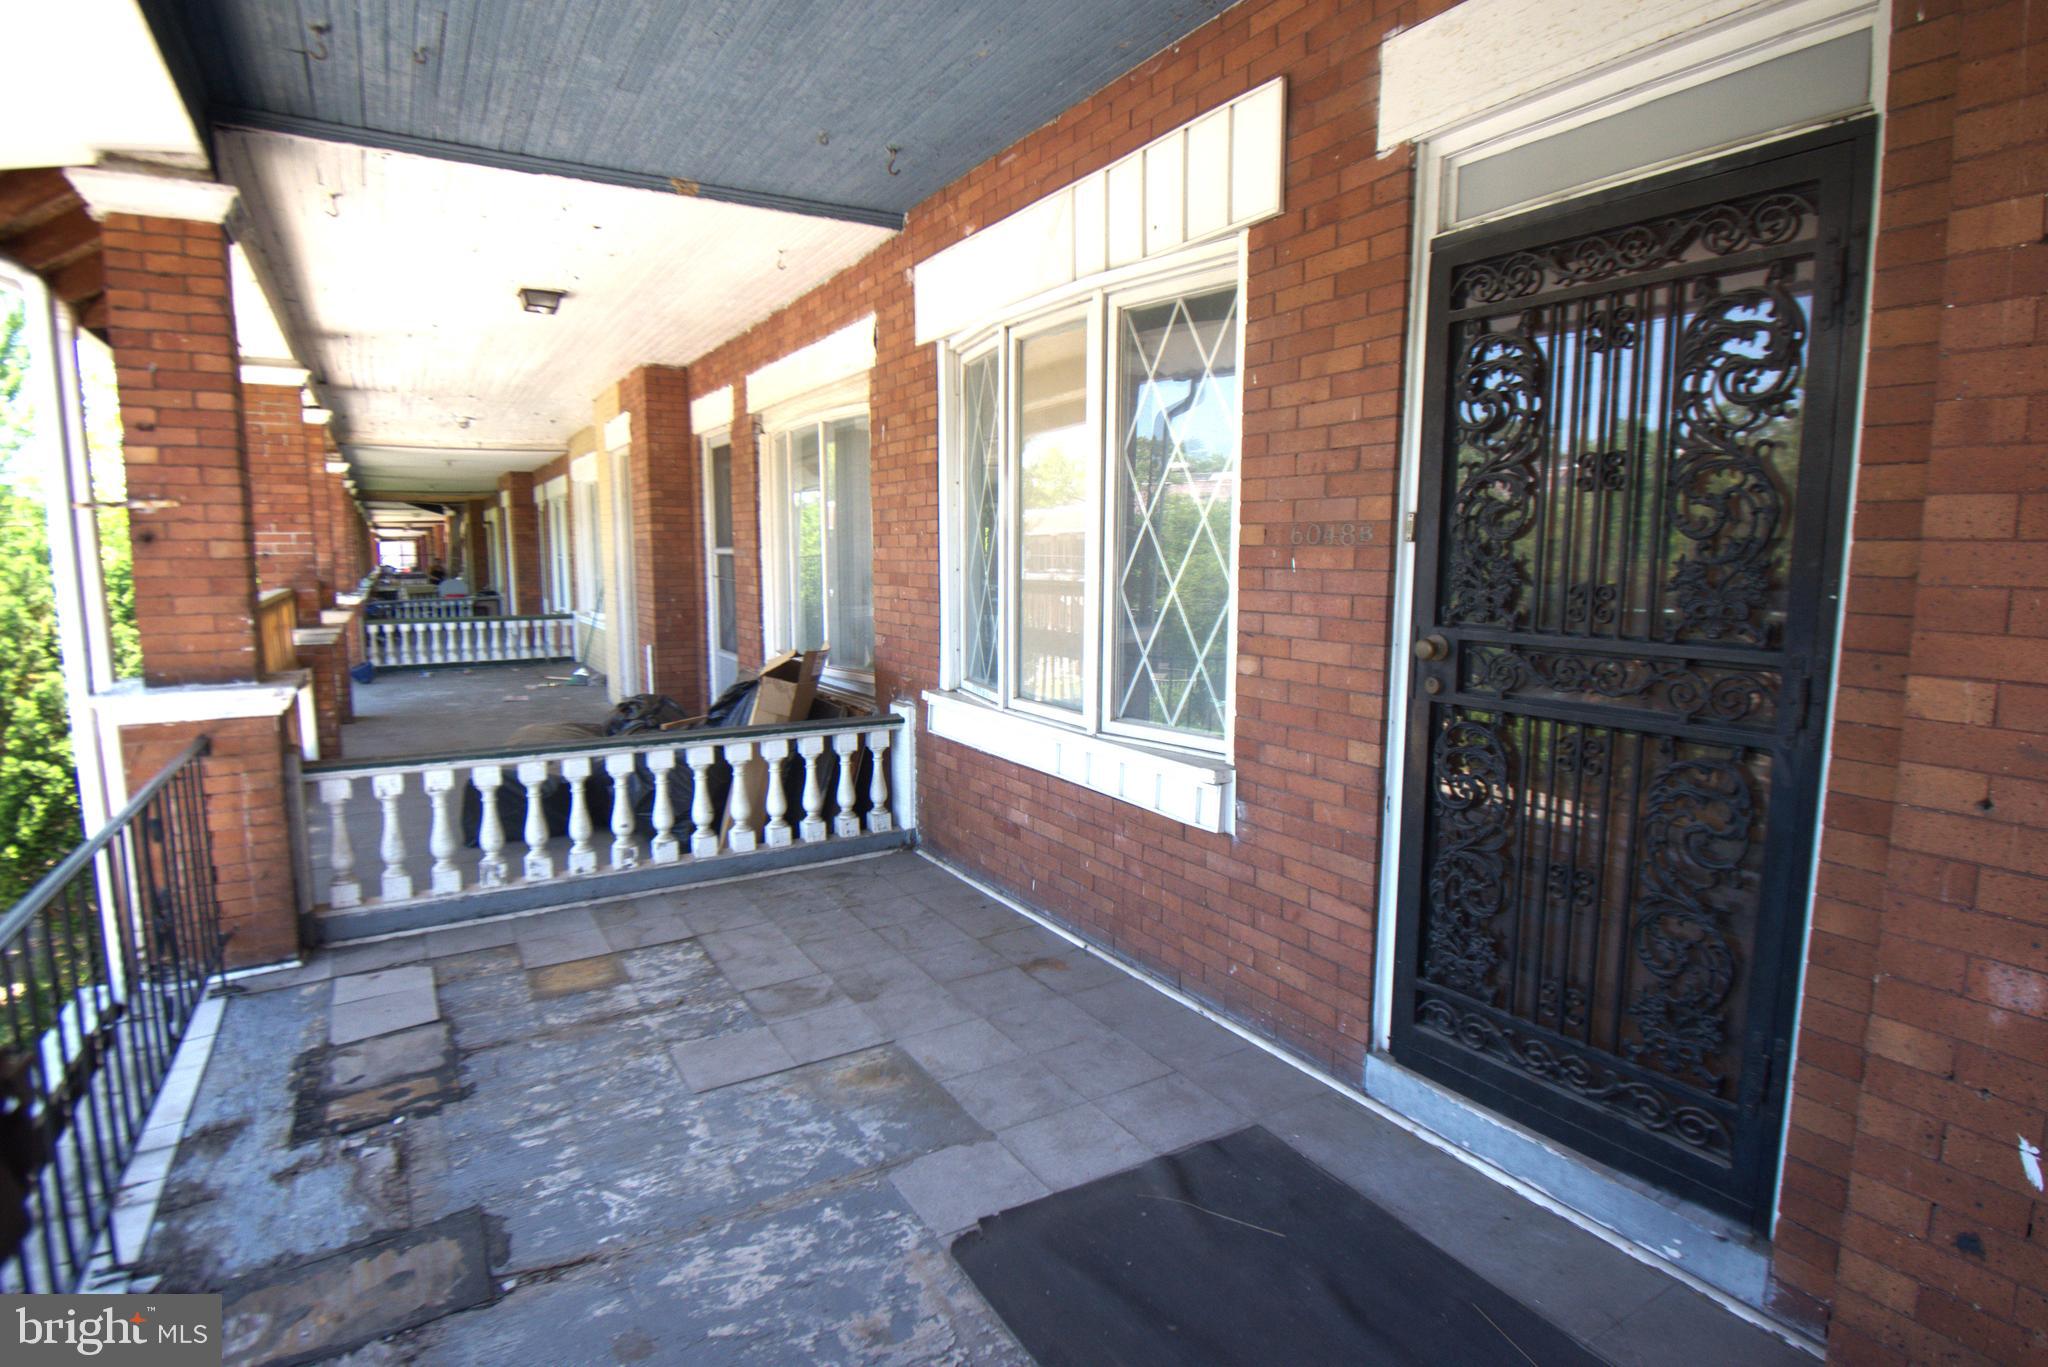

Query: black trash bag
<box><xmin>606</xmin><ymin>693</ymin><xmax>693</xmax><ymax>735</ymax></box>
<box><xmin>704</xmin><ymin>678</ymin><xmax>756</xmax><ymax>728</ymax></box>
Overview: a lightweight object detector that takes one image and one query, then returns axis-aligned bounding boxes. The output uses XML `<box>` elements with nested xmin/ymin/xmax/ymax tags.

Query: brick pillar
<box><xmin>102</xmin><ymin>211</ymin><xmax>259</xmax><ymax>685</ymax></box>
<box><xmin>119</xmin><ymin>718</ymin><xmax>298</xmax><ymax>966</ymax></box>
<box><xmin>617</xmin><ymin>365</ymin><xmax>706</xmax><ymax>709</ymax></box>
<box><xmin>244</xmin><ymin>377</ymin><xmax>324</xmax><ymax>616</ymax></box>
<box><xmin>303</xmin><ymin>410</ymin><xmax>334</xmax><ymax>607</ymax></box>
<box><xmin>79</xmin><ymin>172</ymin><xmax>303</xmax><ymax>968</ymax></box>
<box><xmin>499</xmin><ymin>471</ymin><xmax>543</xmax><ymax>614</ymax></box>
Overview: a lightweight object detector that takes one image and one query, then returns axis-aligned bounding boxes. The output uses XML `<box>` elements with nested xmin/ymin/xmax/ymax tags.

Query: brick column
<box><xmin>244</xmin><ymin>374</ymin><xmax>324</xmax><ymax>616</ymax></box>
<box><xmin>101</xmin><ymin>209</ymin><xmax>259</xmax><ymax>685</ymax></box>
<box><xmin>615</xmin><ymin>365</ymin><xmax>706</xmax><ymax>709</ymax></box>
<box><xmin>75</xmin><ymin>170</ymin><xmax>305</xmax><ymax>969</ymax></box>
<box><xmin>498</xmin><ymin>471</ymin><xmax>543</xmax><ymax>614</ymax></box>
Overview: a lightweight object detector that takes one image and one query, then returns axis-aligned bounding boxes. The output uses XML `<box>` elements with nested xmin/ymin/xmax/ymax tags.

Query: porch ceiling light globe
<box><xmin>518</xmin><ymin>286</ymin><xmax>567</xmax><ymax>315</ymax></box>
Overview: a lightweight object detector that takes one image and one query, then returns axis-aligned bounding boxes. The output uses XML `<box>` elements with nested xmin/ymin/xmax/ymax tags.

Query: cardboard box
<box><xmin>720</xmin><ymin>650</ymin><xmax>823</xmax><ymax>838</ymax></box>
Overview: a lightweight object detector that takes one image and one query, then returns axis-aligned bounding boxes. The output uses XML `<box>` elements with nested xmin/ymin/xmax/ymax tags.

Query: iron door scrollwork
<box><xmin>1394</xmin><ymin>124</ymin><xmax>1872</xmax><ymax>1229</ymax></box>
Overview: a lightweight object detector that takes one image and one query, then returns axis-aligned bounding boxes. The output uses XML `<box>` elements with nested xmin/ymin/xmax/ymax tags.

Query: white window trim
<box><xmin>609</xmin><ymin>445</ymin><xmax>639</xmax><ymax>688</ymax></box>
<box><xmin>699</xmin><ymin>425</ymin><xmax>738</xmax><ymax>697</ymax></box>
<box><xmin>933</xmin><ymin>237</ymin><xmax>1246</xmax><ymax>830</ymax></box>
<box><xmin>570</xmin><ymin>461</ymin><xmax>605</xmax><ymax>629</ymax></box>
<box><xmin>757</xmin><ymin>375</ymin><xmax>873</xmax><ymax>692</ymax></box>
<box><xmin>923</xmin><ymin>690</ymin><xmax>1234</xmax><ymax>834</ymax></box>
<box><xmin>537</xmin><ymin>475</ymin><xmax>571</xmax><ymax>615</ymax></box>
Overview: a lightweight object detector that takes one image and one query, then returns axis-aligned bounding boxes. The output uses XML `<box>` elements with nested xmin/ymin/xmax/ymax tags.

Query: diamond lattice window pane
<box><xmin>962</xmin><ymin>352</ymin><xmax>1002</xmax><ymax>689</ymax></box>
<box><xmin>1113</xmin><ymin>287</ymin><xmax>1240</xmax><ymax>738</ymax></box>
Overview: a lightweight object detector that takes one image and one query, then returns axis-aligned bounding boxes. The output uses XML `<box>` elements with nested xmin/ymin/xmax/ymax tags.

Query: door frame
<box><xmin>699</xmin><ymin>427</ymin><xmax>739</xmax><ymax>699</ymax></box>
<box><xmin>1372</xmin><ymin>111</ymin><xmax>1880</xmax><ymax>1232</ymax></box>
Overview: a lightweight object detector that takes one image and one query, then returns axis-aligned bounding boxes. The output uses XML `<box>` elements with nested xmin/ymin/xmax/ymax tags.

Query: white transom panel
<box><xmin>913</xmin><ymin>79</ymin><xmax>1285</xmax><ymax>345</ymax></box>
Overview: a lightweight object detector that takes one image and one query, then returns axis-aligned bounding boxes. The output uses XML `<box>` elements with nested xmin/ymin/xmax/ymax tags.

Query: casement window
<box><xmin>377</xmin><ymin>539</ymin><xmax>418</xmax><ymax>572</ymax></box>
<box><xmin>760</xmin><ymin>395</ymin><xmax>874</xmax><ymax>680</ymax></box>
<box><xmin>943</xmin><ymin>253</ymin><xmax>1243</xmax><ymax>756</ymax></box>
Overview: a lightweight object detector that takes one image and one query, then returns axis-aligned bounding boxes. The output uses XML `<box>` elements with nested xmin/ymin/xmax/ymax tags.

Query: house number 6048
<box><xmin>1286</xmin><ymin>522</ymin><xmax>1377</xmax><ymax>547</ymax></box>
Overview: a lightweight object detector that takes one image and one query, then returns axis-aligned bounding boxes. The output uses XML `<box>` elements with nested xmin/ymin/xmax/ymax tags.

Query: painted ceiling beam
<box><xmin>210</xmin><ymin>108</ymin><xmax>907</xmax><ymax>232</ymax></box>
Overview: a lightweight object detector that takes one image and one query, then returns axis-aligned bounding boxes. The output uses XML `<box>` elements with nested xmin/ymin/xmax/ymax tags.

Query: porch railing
<box><xmin>1</xmin><ymin>740</ymin><xmax>224</xmax><ymax>1293</ymax></box>
<box><xmin>256</xmin><ymin>587</ymin><xmax>299</xmax><ymax>673</ymax></box>
<box><xmin>301</xmin><ymin>710</ymin><xmax>910</xmax><ymax>929</ymax></box>
<box><xmin>365</xmin><ymin>613</ymin><xmax>574</xmax><ymax>670</ymax></box>
<box><xmin>365</xmin><ymin>594</ymin><xmax>503</xmax><ymax>620</ymax></box>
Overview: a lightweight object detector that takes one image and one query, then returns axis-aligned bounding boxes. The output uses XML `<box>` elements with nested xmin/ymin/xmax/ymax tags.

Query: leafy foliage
<box><xmin>0</xmin><ymin>298</ymin><xmax>82</xmax><ymax>904</ymax></box>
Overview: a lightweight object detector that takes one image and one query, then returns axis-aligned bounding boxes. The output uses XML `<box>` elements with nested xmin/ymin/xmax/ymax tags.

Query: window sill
<box><xmin>922</xmin><ymin>689</ymin><xmax>1234</xmax><ymax>834</ymax></box>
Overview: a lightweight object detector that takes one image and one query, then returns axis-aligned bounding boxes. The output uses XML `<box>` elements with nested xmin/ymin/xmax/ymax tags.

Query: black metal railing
<box><xmin>0</xmin><ymin>739</ymin><xmax>225</xmax><ymax>1291</ymax></box>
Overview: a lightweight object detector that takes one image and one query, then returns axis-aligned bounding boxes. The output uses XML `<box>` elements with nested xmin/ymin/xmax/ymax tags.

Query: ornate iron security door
<box><xmin>1392</xmin><ymin>125</ymin><xmax>1872</xmax><ymax>1227</ymax></box>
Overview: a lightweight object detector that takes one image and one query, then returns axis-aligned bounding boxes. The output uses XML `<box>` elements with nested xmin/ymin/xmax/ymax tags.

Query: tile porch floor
<box><xmin>139</xmin><ymin>852</ymin><xmax>1812</xmax><ymax>1365</ymax></box>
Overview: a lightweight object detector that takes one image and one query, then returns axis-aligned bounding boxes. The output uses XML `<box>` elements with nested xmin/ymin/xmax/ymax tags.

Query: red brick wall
<box><xmin>120</xmin><ymin>715</ymin><xmax>299</xmax><ymax>967</ymax></box>
<box><xmin>685</xmin><ymin>0</ymin><xmax>1424</xmax><ymax>1084</ymax></box>
<box><xmin>103</xmin><ymin>213</ymin><xmax>260</xmax><ymax>685</ymax></box>
<box><xmin>1813</xmin><ymin>3</ymin><xmax>2048</xmax><ymax>1361</ymax></box>
<box><xmin>245</xmin><ymin>382</ymin><xmax>324</xmax><ymax>616</ymax></box>
<box><xmin>618</xmin><ymin>365</ymin><xmax>708</xmax><ymax>709</ymax></box>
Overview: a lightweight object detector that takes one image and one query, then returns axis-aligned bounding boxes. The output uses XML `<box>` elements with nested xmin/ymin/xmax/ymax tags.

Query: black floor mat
<box><xmin>951</xmin><ymin>1126</ymin><xmax>1603</xmax><ymax>1367</ymax></box>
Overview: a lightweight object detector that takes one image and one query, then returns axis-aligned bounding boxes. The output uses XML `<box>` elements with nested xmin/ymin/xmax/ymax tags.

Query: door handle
<box><xmin>1413</xmin><ymin>634</ymin><xmax>1450</xmax><ymax>662</ymax></box>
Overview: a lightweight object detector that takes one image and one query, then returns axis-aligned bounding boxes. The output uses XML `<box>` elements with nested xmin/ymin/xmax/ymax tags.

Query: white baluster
<box><xmin>648</xmin><ymin>749</ymin><xmax>680</xmax><ymax>863</ymax></box>
<box><xmin>426</xmin><ymin>620</ymin><xmax>445</xmax><ymax>665</ymax></box>
<box><xmin>373</xmin><ymin>772</ymin><xmax>413</xmax><ymax>901</ymax></box>
<box><xmin>686</xmin><ymin>745</ymin><xmax>719</xmax><ymax>858</ymax></box>
<box><xmin>832</xmin><ymin>732</ymin><xmax>862</xmax><ymax>838</ymax></box>
<box><xmin>473</xmin><ymin>765</ymin><xmax>509</xmax><ymax>887</ymax></box>
<box><xmin>425</xmin><ymin>767</ymin><xmax>462</xmax><ymax>894</ymax></box>
<box><xmin>563</xmin><ymin>755</ymin><xmax>597</xmax><ymax>872</ymax></box>
<box><xmin>797</xmin><ymin>736</ymin><xmax>827</xmax><ymax>843</ymax></box>
<box><xmin>761</xmin><ymin>739</ymin><xmax>792</xmax><ymax>847</ymax></box>
<box><xmin>318</xmin><ymin>776</ymin><xmax>361</xmax><ymax>908</ymax></box>
<box><xmin>489</xmin><ymin>619</ymin><xmax>506</xmax><ymax>662</ymax></box>
<box><xmin>405</xmin><ymin>621</ymin><xmax>422</xmax><ymax>666</ymax></box>
<box><xmin>519</xmin><ymin>760</ymin><xmax>554</xmax><ymax>881</ymax></box>
<box><xmin>865</xmin><ymin>730</ymin><xmax>894</xmax><ymax>834</ymax></box>
<box><xmin>606</xmin><ymin>752</ymin><xmax>640</xmax><ymax>869</ymax></box>
<box><xmin>724</xmin><ymin>740</ymin><xmax>758</xmax><ymax>853</ymax></box>
<box><xmin>367</xmin><ymin>624</ymin><xmax>385</xmax><ymax>668</ymax></box>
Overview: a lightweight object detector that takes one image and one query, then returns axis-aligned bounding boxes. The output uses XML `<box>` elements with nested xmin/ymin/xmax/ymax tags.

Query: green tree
<box><xmin>0</xmin><ymin>297</ymin><xmax>84</xmax><ymax>903</ymax></box>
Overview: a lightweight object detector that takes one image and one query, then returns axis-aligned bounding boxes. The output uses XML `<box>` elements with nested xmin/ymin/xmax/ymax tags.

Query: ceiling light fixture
<box><xmin>518</xmin><ymin>287</ymin><xmax>567</xmax><ymax>315</ymax></box>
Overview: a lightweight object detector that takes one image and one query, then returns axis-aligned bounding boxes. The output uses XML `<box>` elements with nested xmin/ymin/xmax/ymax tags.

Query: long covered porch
<box><xmin>5</xmin><ymin>0</ymin><xmax>2044</xmax><ymax>1359</ymax></box>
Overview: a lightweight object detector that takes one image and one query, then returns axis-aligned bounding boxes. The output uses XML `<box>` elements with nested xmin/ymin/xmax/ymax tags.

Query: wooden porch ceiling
<box><xmin>0</xmin><ymin>170</ymin><xmax>105</xmax><ymax>331</ymax></box>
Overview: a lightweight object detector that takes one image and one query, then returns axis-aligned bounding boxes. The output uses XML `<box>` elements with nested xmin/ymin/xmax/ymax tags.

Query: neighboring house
<box><xmin>1</xmin><ymin>0</ymin><xmax>2040</xmax><ymax>1358</ymax></box>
